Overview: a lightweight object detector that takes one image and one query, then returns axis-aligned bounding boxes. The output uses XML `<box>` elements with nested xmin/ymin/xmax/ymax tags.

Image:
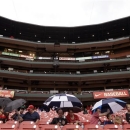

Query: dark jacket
<box><xmin>50</xmin><ymin>117</ymin><xmax>67</xmax><ymax>126</ymax></box>
<box><xmin>126</xmin><ymin>113</ymin><xmax>130</xmax><ymax>124</ymax></box>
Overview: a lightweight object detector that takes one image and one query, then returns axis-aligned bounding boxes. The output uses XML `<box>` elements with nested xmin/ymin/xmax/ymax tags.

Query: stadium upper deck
<box><xmin>0</xmin><ymin>16</ymin><xmax>130</xmax><ymax>105</ymax></box>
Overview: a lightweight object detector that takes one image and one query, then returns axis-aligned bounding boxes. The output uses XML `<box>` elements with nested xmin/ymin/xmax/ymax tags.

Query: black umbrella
<box><xmin>0</xmin><ymin>98</ymin><xmax>12</xmax><ymax>108</ymax></box>
<box><xmin>4</xmin><ymin>99</ymin><xmax>26</xmax><ymax>112</ymax></box>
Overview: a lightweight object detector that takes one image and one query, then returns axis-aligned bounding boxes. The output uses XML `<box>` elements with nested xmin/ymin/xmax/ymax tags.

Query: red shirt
<box><xmin>66</xmin><ymin>114</ymin><xmax>80</xmax><ymax>123</ymax></box>
<box><xmin>90</xmin><ymin>112</ymin><xmax>99</xmax><ymax>124</ymax></box>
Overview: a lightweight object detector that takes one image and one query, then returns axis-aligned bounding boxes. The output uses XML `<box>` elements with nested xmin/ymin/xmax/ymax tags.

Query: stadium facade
<box><xmin>0</xmin><ymin>16</ymin><xmax>130</xmax><ymax>106</ymax></box>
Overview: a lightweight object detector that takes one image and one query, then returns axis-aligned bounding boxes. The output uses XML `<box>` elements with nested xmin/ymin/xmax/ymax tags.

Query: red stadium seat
<box><xmin>123</xmin><ymin>124</ymin><xmax>130</xmax><ymax>130</ymax></box>
<box><xmin>84</xmin><ymin>124</ymin><xmax>103</xmax><ymax>130</ymax></box>
<box><xmin>62</xmin><ymin>125</ymin><xmax>82</xmax><ymax>130</ymax></box>
<box><xmin>40</xmin><ymin>125</ymin><xmax>61</xmax><ymax>130</ymax></box>
<box><xmin>5</xmin><ymin>121</ymin><xmax>19</xmax><ymax>128</ymax></box>
<box><xmin>38</xmin><ymin>120</ymin><xmax>50</xmax><ymax>128</ymax></box>
<box><xmin>19</xmin><ymin>121</ymin><xmax>39</xmax><ymax>130</ymax></box>
<box><xmin>104</xmin><ymin>124</ymin><xmax>122</xmax><ymax>130</ymax></box>
<box><xmin>0</xmin><ymin>124</ymin><xmax>18</xmax><ymax>130</ymax></box>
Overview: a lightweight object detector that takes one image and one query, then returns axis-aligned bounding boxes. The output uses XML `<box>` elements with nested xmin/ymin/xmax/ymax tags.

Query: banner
<box><xmin>2</xmin><ymin>52</ymin><xmax>19</xmax><ymax>57</ymax></box>
<box><xmin>0</xmin><ymin>90</ymin><xmax>15</xmax><ymax>98</ymax></box>
<box><xmin>59</xmin><ymin>57</ymin><xmax>75</xmax><ymax>61</ymax></box>
<box><xmin>20</xmin><ymin>55</ymin><xmax>34</xmax><ymax>59</ymax></box>
<box><xmin>76</xmin><ymin>57</ymin><xmax>92</xmax><ymax>60</ymax></box>
<box><xmin>93</xmin><ymin>90</ymin><xmax>129</xmax><ymax>99</ymax></box>
<box><xmin>92</xmin><ymin>55</ymin><xmax>109</xmax><ymax>59</ymax></box>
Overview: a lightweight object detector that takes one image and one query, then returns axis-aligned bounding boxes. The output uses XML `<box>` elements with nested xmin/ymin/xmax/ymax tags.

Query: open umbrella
<box><xmin>44</xmin><ymin>93</ymin><xmax>82</xmax><ymax>112</ymax></box>
<box><xmin>92</xmin><ymin>98</ymin><xmax>126</xmax><ymax>114</ymax></box>
<box><xmin>61</xmin><ymin>106</ymin><xmax>81</xmax><ymax>113</ymax></box>
<box><xmin>4</xmin><ymin>99</ymin><xmax>26</xmax><ymax>112</ymax></box>
<box><xmin>0</xmin><ymin>98</ymin><xmax>12</xmax><ymax>108</ymax></box>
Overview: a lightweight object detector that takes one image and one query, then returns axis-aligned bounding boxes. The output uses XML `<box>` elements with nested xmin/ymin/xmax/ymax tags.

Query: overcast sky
<box><xmin>0</xmin><ymin>0</ymin><xmax>130</xmax><ymax>27</ymax></box>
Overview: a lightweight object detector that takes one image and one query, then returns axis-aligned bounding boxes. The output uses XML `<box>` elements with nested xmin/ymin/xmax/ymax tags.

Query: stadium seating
<box><xmin>104</xmin><ymin>125</ymin><xmax>122</xmax><ymax>130</ymax></box>
<box><xmin>123</xmin><ymin>124</ymin><xmax>130</xmax><ymax>130</ymax></box>
<box><xmin>62</xmin><ymin>125</ymin><xmax>82</xmax><ymax>130</ymax></box>
<box><xmin>84</xmin><ymin>124</ymin><xmax>103</xmax><ymax>130</ymax></box>
<box><xmin>40</xmin><ymin>125</ymin><xmax>61</xmax><ymax>130</ymax></box>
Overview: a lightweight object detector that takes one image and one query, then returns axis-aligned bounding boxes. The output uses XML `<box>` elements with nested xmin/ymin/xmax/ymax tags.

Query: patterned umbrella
<box><xmin>44</xmin><ymin>93</ymin><xmax>82</xmax><ymax>111</ymax></box>
<box><xmin>92</xmin><ymin>98</ymin><xmax>126</xmax><ymax>114</ymax></box>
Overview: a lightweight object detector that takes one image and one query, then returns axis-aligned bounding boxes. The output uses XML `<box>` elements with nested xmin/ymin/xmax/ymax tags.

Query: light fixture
<box><xmin>72</xmin><ymin>42</ymin><xmax>75</xmax><ymax>44</ymax></box>
<box><xmin>105</xmin><ymin>51</ymin><xmax>110</xmax><ymax>53</ymax></box>
<box><xmin>78</xmin><ymin>36</ymin><xmax>80</xmax><ymax>38</ymax></box>
<box><xmin>4</xmin><ymin>29</ymin><xmax>6</xmax><ymax>31</ymax></box>
<box><xmin>107</xmin><ymin>32</ymin><xmax>109</xmax><ymax>34</ymax></box>
<box><xmin>92</xmin><ymin>35</ymin><xmax>94</xmax><ymax>37</ymax></box>
<box><xmin>49</xmin><ymin>36</ymin><xmax>51</xmax><ymax>38</ymax></box>
<box><xmin>19</xmin><ymin>33</ymin><xmax>21</xmax><ymax>34</ymax></box>
<box><xmin>37</xmin><ymin>41</ymin><xmax>41</xmax><ymax>42</ymax></box>
<box><xmin>122</xmin><ymin>28</ymin><xmax>124</xmax><ymax>31</ymax></box>
<box><xmin>8</xmin><ymin>49</ymin><xmax>13</xmax><ymax>51</ymax></box>
<box><xmin>35</xmin><ymin>35</ymin><xmax>36</xmax><ymax>37</ymax></box>
<box><xmin>64</xmin><ymin>37</ymin><xmax>65</xmax><ymax>39</ymax></box>
<box><xmin>19</xmin><ymin>50</ymin><xmax>22</xmax><ymax>53</ymax></box>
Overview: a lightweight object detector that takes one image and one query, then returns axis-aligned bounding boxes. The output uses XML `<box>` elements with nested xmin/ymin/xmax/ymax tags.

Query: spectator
<box><xmin>20</xmin><ymin>105</ymin><xmax>40</xmax><ymax>124</ymax></box>
<box><xmin>50</xmin><ymin>108</ymin><xmax>67</xmax><ymax>126</ymax></box>
<box><xmin>126</xmin><ymin>104</ymin><xmax>130</xmax><ymax>124</ymax></box>
<box><xmin>113</xmin><ymin>115</ymin><xmax>122</xmax><ymax>125</ymax></box>
<box><xmin>0</xmin><ymin>110</ymin><xmax>6</xmax><ymax>123</ymax></box>
<box><xmin>83</xmin><ymin>107</ymin><xmax>88</xmax><ymax>114</ymax></box>
<box><xmin>90</xmin><ymin>108</ymin><xmax>110</xmax><ymax>124</ymax></box>
<box><xmin>104</xmin><ymin>114</ymin><xmax>114</xmax><ymax>125</ymax></box>
<box><xmin>66</xmin><ymin>109</ymin><xmax>81</xmax><ymax>125</ymax></box>
<box><xmin>11</xmin><ymin>108</ymin><xmax>24</xmax><ymax>121</ymax></box>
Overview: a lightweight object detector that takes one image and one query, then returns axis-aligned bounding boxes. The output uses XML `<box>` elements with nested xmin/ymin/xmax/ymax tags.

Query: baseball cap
<box><xmin>27</xmin><ymin>105</ymin><xmax>34</xmax><ymax>110</ymax></box>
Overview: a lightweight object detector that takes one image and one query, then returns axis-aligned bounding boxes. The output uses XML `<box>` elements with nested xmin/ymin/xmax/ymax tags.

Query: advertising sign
<box><xmin>59</xmin><ymin>57</ymin><xmax>75</xmax><ymax>61</ymax></box>
<box><xmin>93</xmin><ymin>90</ymin><xmax>129</xmax><ymax>99</ymax></box>
<box><xmin>0</xmin><ymin>90</ymin><xmax>15</xmax><ymax>98</ymax></box>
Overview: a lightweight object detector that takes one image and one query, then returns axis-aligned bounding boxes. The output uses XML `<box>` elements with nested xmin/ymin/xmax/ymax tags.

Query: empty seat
<box><xmin>5</xmin><ymin>121</ymin><xmax>19</xmax><ymax>128</ymax></box>
<box><xmin>62</xmin><ymin>125</ymin><xmax>82</xmax><ymax>130</ymax></box>
<box><xmin>104</xmin><ymin>124</ymin><xmax>122</xmax><ymax>130</ymax></box>
<box><xmin>18</xmin><ymin>121</ymin><xmax>39</xmax><ymax>130</ymax></box>
<box><xmin>0</xmin><ymin>124</ymin><xmax>18</xmax><ymax>130</ymax></box>
<box><xmin>123</xmin><ymin>124</ymin><xmax>130</xmax><ymax>130</ymax></box>
<box><xmin>38</xmin><ymin>120</ymin><xmax>50</xmax><ymax>128</ymax></box>
<box><xmin>84</xmin><ymin>124</ymin><xmax>103</xmax><ymax>130</ymax></box>
<box><xmin>40</xmin><ymin>125</ymin><xmax>61</xmax><ymax>130</ymax></box>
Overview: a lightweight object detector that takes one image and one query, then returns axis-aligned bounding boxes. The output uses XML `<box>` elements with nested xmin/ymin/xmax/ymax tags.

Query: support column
<box><xmin>28</xmin><ymin>86</ymin><xmax>31</xmax><ymax>93</ymax></box>
<box><xmin>78</xmin><ymin>87</ymin><xmax>81</xmax><ymax>93</ymax></box>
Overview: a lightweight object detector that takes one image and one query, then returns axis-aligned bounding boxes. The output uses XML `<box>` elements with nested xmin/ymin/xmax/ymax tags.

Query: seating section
<box><xmin>2</xmin><ymin>109</ymin><xmax>129</xmax><ymax>130</ymax></box>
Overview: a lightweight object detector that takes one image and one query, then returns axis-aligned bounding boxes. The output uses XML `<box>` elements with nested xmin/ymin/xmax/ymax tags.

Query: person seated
<box><xmin>113</xmin><ymin>115</ymin><xmax>122</xmax><ymax>125</ymax></box>
<box><xmin>90</xmin><ymin>108</ymin><xmax>110</xmax><ymax>124</ymax></box>
<box><xmin>0</xmin><ymin>110</ymin><xmax>6</xmax><ymax>123</ymax></box>
<box><xmin>11</xmin><ymin>108</ymin><xmax>24</xmax><ymax>121</ymax></box>
<box><xmin>125</xmin><ymin>104</ymin><xmax>130</xmax><ymax>124</ymax></box>
<box><xmin>20</xmin><ymin>105</ymin><xmax>40</xmax><ymax>124</ymax></box>
<box><xmin>50</xmin><ymin>108</ymin><xmax>67</xmax><ymax>126</ymax></box>
<box><xmin>66</xmin><ymin>109</ymin><xmax>81</xmax><ymax>125</ymax></box>
<box><xmin>104</xmin><ymin>114</ymin><xmax>114</xmax><ymax>125</ymax></box>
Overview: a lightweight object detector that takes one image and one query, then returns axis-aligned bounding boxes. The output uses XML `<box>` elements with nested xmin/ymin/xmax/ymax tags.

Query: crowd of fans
<box><xmin>0</xmin><ymin>104</ymin><xmax>130</xmax><ymax>126</ymax></box>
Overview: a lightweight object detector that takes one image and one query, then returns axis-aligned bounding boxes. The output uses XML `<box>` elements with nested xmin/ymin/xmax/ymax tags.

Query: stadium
<box><xmin>0</xmin><ymin>15</ymin><xmax>130</xmax><ymax>107</ymax></box>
